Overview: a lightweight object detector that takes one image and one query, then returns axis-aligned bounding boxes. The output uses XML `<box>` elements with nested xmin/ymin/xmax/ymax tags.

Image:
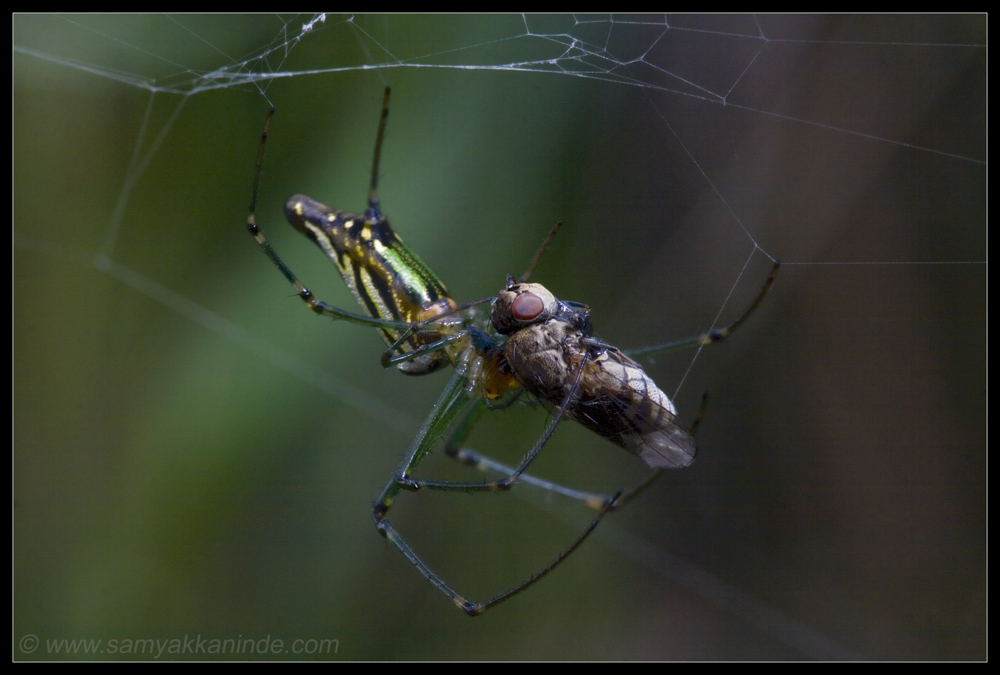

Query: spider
<box><xmin>246</xmin><ymin>87</ymin><xmax>779</xmax><ymax>616</ymax></box>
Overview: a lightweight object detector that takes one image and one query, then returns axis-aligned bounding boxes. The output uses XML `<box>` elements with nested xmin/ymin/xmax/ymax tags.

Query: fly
<box><xmin>488</xmin><ymin>278</ymin><xmax>696</xmax><ymax>470</ymax></box>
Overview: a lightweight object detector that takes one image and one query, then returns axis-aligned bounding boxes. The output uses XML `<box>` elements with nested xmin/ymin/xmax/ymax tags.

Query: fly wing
<box><xmin>571</xmin><ymin>347</ymin><xmax>697</xmax><ymax>470</ymax></box>
<box><xmin>617</xmin><ymin>410</ymin><xmax>698</xmax><ymax>469</ymax></box>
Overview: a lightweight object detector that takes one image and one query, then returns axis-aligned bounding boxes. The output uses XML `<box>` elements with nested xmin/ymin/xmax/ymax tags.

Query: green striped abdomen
<box><xmin>285</xmin><ymin>195</ymin><xmax>457</xmax><ymax>375</ymax></box>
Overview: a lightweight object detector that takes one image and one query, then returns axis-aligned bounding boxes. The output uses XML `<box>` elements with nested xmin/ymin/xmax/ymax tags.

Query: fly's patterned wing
<box><xmin>573</xmin><ymin>345</ymin><xmax>696</xmax><ymax>469</ymax></box>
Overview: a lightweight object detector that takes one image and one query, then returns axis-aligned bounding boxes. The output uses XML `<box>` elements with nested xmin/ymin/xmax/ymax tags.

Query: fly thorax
<box><xmin>503</xmin><ymin>319</ymin><xmax>582</xmax><ymax>404</ymax></box>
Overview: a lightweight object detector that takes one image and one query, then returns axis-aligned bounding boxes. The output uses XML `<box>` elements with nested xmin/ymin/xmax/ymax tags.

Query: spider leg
<box><xmin>378</xmin><ymin>296</ymin><xmax>495</xmax><ymax>369</ymax></box>
<box><xmin>372</xmin><ymin>353</ymin><xmax>622</xmax><ymax>615</ymax></box>
<box><xmin>371</xmin><ymin>369</ymin><xmax>480</xmax><ymax>612</ymax></box>
<box><xmin>518</xmin><ymin>220</ymin><xmax>563</xmax><ymax>283</ymax></box>
<box><xmin>396</xmin><ymin>349</ymin><xmax>588</xmax><ymax>492</ymax></box>
<box><xmin>445</xmin><ymin>391</ymin><xmax>711</xmax><ymax>515</ymax></box>
<box><xmin>445</xmin><ymin>445</ymin><xmax>615</xmax><ymax>509</ymax></box>
<box><xmin>375</xmin><ymin>479</ymin><xmax>620</xmax><ymax>616</ymax></box>
<box><xmin>469</xmin><ymin>490</ymin><xmax>622</xmax><ymax>615</ymax></box>
<box><xmin>441</xmin><ymin>395</ymin><xmax>613</xmax><ymax>508</ymax></box>
<box><xmin>627</xmin><ymin>260</ymin><xmax>779</xmax><ymax>359</ymax></box>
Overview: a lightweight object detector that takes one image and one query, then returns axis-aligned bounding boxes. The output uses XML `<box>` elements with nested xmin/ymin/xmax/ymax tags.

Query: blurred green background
<box><xmin>14</xmin><ymin>15</ymin><xmax>984</xmax><ymax>660</ymax></box>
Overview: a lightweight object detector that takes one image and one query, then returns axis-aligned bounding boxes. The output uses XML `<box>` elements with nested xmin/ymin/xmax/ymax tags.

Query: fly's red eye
<box><xmin>511</xmin><ymin>292</ymin><xmax>544</xmax><ymax>321</ymax></box>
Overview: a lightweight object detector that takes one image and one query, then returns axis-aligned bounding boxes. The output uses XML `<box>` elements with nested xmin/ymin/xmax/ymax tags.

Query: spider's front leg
<box><xmin>248</xmin><ymin>218</ymin><xmax>413</xmax><ymax>329</ymax></box>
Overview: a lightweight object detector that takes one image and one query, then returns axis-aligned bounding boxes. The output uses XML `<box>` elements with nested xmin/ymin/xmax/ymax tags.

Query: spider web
<box><xmin>14</xmin><ymin>14</ymin><xmax>985</xmax><ymax>661</ymax></box>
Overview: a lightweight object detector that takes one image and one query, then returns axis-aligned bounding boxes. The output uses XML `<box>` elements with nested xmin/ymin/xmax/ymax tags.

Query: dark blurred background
<box><xmin>14</xmin><ymin>15</ymin><xmax>984</xmax><ymax>660</ymax></box>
